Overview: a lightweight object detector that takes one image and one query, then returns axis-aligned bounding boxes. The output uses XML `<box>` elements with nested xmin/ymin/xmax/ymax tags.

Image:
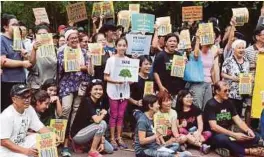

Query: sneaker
<box><xmin>200</xmin><ymin>144</ymin><xmax>211</xmax><ymax>154</ymax></box>
<box><xmin>110</xmin><ymin>139</ymin><xmax>118</xmax><ymax>151</ymax></box>
<box><xmin>178</xmin><ymin>151</ymin><xmax>192</xmax><ymax>157</ymax></box>
<box><xmin>117</xmin><ymin>138</ymin><xmax>128</xmax><ymax>149</ymax></box>
<box><xmin>215</xmin><ymin>148</ymin><xmax>230</xmax><ymax>157</ymax></box>
<box><xmin>61</xmin><ymin>147</ymin><xmax>72</xmax><ymax>157</ymax></box>
<box><xmin>88</xmin><ymin>151</ymin><xmax>103</xmax><ymax>157</ymax></box>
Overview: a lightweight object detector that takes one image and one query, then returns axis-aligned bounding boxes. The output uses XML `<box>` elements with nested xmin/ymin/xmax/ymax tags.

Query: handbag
<box><xmin>184</xmin><ymin>53</ymin><xmax>204</xmax><ymax>82</ymax></box>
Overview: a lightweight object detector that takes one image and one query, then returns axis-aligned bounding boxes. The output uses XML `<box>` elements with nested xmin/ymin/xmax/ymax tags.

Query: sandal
<box><xmin>61</xmin><ymin>147</ymin><xmax>72</xmax><ymax>157</ymax></box>
<box><xmin>110</xmin><ymin>139</ymin><xmax>118</xmax><ymax>151</ymax></box>
<box><xmin>117</xmin><ymin>138</ymin><xmax>128</xmax><ymax>149</ymax></box>
<box><xmin>215</xmin><ymin>148</ymin><xmax>230</xmax><ymax>157</ymax></box>
<box><xmin>88</xmin><ymin>151</ymin><xmax>103</xmax><ymax>157</ymax></box>
<box><xmin>248</xmin><ymin>147</ymin><xmax>264</xmax><ymax>156</ymax></box>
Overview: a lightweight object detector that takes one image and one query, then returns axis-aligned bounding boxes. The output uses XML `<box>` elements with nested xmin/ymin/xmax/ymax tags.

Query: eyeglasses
<box><xmin>68</xmin><ymin>36</ymin><xmax>78</xmax><ymax>40</ymax></box>
<box><xmin>92</xmin><ymin>79</ymin><xmax>102</xmax><ymax>84</ymax></box>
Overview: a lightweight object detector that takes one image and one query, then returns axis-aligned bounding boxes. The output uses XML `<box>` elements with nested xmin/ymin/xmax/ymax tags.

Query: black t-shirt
<box><xmin>177</xmin><ymin>105</ymin><xmax>202</xmax><ymax>130</ymax></box>
<box><xmin>130</xmin><ymin>76</ymin><xmax>153</xmax><ymax>101</ymax></box>
<box><xmin>153</xmin><ymin>51</ymin><xmax>186</xmax><ymax>95</ymax></box>
<box><xmin>70</xmin><ymin>97</ymin><xmax>104</xmax><ymax>137</ymax></box>
<box><xmin>203</xmin><ymin>98</ymin><xmax>237</xmax><ymax>133</ymax></box>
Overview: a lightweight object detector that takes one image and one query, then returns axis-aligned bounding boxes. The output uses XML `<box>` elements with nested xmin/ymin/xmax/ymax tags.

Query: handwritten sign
<box><xmin>36</xmin><ymin>132</ymin><xmax>58</xmax><ymax>157</ymax></box>
<box><xmin>182</xmin><ymin>6</ymin><xmax>203</xmax><ymax>22</ymax></box>
<box><xmin>144</xmin><ymin>81</ymin><xmax>154</xmax><ymax>96</ymax></box>
<box><xmin>33</xmin><ymin>8</ymin><xmax>50</xmax><ymax>25</ymax></box>
<box><xmin>154</xmin><ymin>113</ymin><xmax>169</xmax><ymax>136</ymax></box>
<box><xmin>64</xmin><ymin>47</ymin><xmax>81</xmax><ymax>72</ymax></box>
<box><xmin>88</xmin><ymin>43</ymin><xmax>103</xmax><ymax>66</ymax></box>
<box><xmin>131</xmin><ymin>13</ymin><xmax>155</xmax><ymax>33</ymax></box>
<box><xmin>112</xmin><ymin>58</ymin><xmax>139</xmax><ymax>82</ymax></box>
<box><xmin>129</xmin><ymin>4</ymin><xmax>140</xmax><ymax>13</ymax></box>
<box><xmin>101</xmin><ymin>1</ymin><xmax>115</xmax><ymax>19</ymax></box>
<box><xmin>199</xmin><ymin>23</ymin><xmax>215</xmax><ymax>46</ymax></box>
<box><xmin>13</xmin><ymin>26</ymin><xmax>22</xmax><ymax>51</ymax></box>
<box><xmin>126</xmin><ymin>34</ymin><xmax>152</xmax><ymax>56</ymax></box>
<box><xmin>36</xmin><ymin>33</ymin><xmax>56</xmax><ymax>58</ymax></box>
<box><xmin>118</xmin><ymin>10</ymin><xmax>130</xmax><ymax>32</ymax></box>
<box><xmin>66</xmin><ymin>2</ymin><xmax>88</xmax><ymax>23</ymax></box>
<box><xmin>232</xmin><ymin>8</ymin><xmax>249</xmax><ymax>26</ymax></box>
<box><xmin>92</xmin><ymin>2</ymin><xmax>102</xmax><ymax>17</ymax></box>
<box><xmin>171</xmin><ymin>55</ymin><xmax>185</xmax><ymax>78</ymax></box>
<box><xmin>178</xmin><ymin>29</ymin><xmax>191</xmax><ymax>50</ymax></box>
<box><xmin>49</xmin><ymin>119</ymin><xmax>67</xmax><ymax>143</ymax></box>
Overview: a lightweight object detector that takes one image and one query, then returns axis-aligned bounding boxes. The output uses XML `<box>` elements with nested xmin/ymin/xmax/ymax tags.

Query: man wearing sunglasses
<box><xmin>203</xmin><ymin>81</ymin><xmax>263</xmax><ymax>157</ymax></box>
<box><xmin>0</xmin><ymin>84</ymin><xmax>57</xmax><ymax>157</ymax></box>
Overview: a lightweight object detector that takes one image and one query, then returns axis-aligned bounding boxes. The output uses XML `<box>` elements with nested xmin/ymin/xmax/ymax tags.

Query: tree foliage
<box><xmin>119</xmin><ymin>69</ymin><xmax>132</xmax><ymax>79</ymax></box>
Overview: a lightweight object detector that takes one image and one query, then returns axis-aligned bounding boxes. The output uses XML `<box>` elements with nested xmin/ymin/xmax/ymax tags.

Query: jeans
<box><xmin>109</xmin><ymin>98</ymin><xmax>128</xmax><ymax>127</ymax></box>
<box><xmin>136</xmin><ymin>143</ymin><xmax>179</xmax><ymax>157</ymax></box>
<box><xmin>209</xmin><ymin>133</ymin><xmax>260</xmax><ymax>157</ymax></box>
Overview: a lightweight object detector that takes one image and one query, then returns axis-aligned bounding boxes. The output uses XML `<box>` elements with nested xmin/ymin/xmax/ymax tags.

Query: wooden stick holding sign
<box><xmin>33</xmin><ymin>8</ymin><xmax>50</xmax><ymax>25</ymax></box>
<box><xmin>36</xmin><ymin>132</ymin><xmax>58</xmax><ymax>157</ymax></box>
<box><xmin>13</xmin><ymin>26</ymin><xmax>22</xmax><ymax>51</ymax></box>
<box><xmin>36</xmin><ymin>33</ymin><xmax>56</xmax><ymax>58</ymax></box>
<box><xmin>239</xmin><ymin>73</ymin><xmax>252</xmax><ymax>95</ymax></box>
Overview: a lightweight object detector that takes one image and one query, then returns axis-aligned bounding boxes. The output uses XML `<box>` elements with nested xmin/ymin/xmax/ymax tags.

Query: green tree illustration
<box><xmin>119</xmin><ymin>69</ymin><xmax>132</xmax><ymax>81</ymax></box>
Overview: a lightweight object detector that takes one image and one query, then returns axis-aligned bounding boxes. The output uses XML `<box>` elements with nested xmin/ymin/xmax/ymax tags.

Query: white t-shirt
<box><xmin>0</xmin><ymin>105</ymin><xmax>44</xmax><ymax>154</ymax></box>
<box><xmin>104</xmin><ymin>56</ymin><xmax>130</xmax><ymax>100</ymax></box>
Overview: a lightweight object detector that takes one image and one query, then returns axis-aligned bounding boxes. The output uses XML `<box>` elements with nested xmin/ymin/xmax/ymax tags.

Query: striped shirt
<box><xmin>245</xmin><ymin>45</ymin><xmax>258</xmax><ymax>76</ymax></box>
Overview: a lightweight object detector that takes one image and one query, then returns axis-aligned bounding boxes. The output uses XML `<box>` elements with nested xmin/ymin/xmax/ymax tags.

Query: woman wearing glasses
<box><xmin>70</xmin><ymin>79</ymin><xmax>113</xmax><ymax>157</ymax></box>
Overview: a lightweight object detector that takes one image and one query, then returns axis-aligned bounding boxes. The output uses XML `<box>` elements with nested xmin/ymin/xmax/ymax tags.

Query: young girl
<box><xmin>176</xmin><ymin>90</ymin><xmax>211</xmax><ymax>154</ymax></box>
<box><xmin>104</xmin><ymin>37</ymin><xmax>130</xmax><ymax>150</ymax></box>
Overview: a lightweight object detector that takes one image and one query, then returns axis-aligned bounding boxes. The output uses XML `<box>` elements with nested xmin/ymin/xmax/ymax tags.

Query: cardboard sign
<box><xmin>239</xmin><ymin>73</ymin><xmax>252</xmax><ymax>95</ymax></box>
<box><xmin>63</xmin><ymin>47</ymin><xmax>81</xmax><ymax>72</ymax></box>
<box><xmin>252</xmin><ymin>53</ymin><xmax>264</xmax><ymax>118</ymax></box>
<box><xmin>158</xmin><ymin>24</ymin><xmax>171</xmax><ymax>36</ymax></box>
<box><xmin>182</xmin><ymin>6</ymin><xmax>203</xmax><ymax>22</ymax></box>
<box><xmin>232</xmin><ymin>8</ymin><xmax>249</xmax><ymax>26</ymax></box>
<box><xmin>144</xmin><ymin>81</ymin><xmax>154</xmax><ymax>96</ymax></box>
<box><xmin>101</xmin><ymin>1</ymin><xmax>115</xmax><ymax>19</ymax></box>
<box><xmin>36</xmin><ymin>132</ymin><xmax>58</xmax><ymax>157</ymax></box>
<box><xmin>92</xmin><ymin>2</ymin><xmax>102</xmax><ymax>17</ymax></box>
<box><xmin>156</xmin><ymin>16</ymin><xmax>171</xmax><ymax>25</ymax></box>
<box><xmin>36</xmin><ymin>33</ymin><xmax>56</xmax><ymax>58</ymax></box>
<box><xmin>49</xmin><ymin>119</ymin><xmax>67</xmax><ymax>143</ymax></box>
<box><xmin>112</xmin><ymin>58</ymin><xmax>139</xmax><ymax>82</ymax></box>
<box><xmin>131</xmin><ymin>13</ymin><xmax>155</xmax><ymax>33</ymax></box>
<box><xmin>33</xmin><ymin>8</ymin><xmax>50</xmax><ymax>25</ymax></box>
<box><xmin>154</xmin><ymin>113</ymin><xmax>169</xmax><ymax>136</ymax></box>
<box><xmin>118</xmin><ymin>10</ymin><xmax>131</xmax><ymax>32</ymax></box>
<box><xmin>13</xmin><ymin>26</ymin><xmax>22</xmax><ymax>51</ymax></box>
<box><xmin>126</xmin><ymin>34</ymin><xmax>152</xmax><ymax>56</ymax></box>
<box><xmin>178</xmin><ymin>29</ymin><xmax>191</xmax><ymax>50</ymax></box>
<box><xmin>129</xmin><ymin>4</ymin><xmax>140</xmax><ymax>13</ymax></box>
<box><xmin>66</xmin><ymin>2</ymin><xmax>88</xmax><ymax>23</ymax></box>
<box><xmin>199</xmin><ymin>23</ymin><xmax>215</xmax><ymax>46</ymax></box>
<box><xmin>171</xmin><ymin>55</ymin><xmax>185</xmax><ymax>78</ymax></box>
<box><xmin>88</xmin><ymin>43</ymin><xmax>103</xmax><ymax>66</ymax></box>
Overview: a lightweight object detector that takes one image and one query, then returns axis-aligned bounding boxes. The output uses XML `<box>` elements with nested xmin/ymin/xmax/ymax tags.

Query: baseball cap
<box><xmin>10</xmin><ymin>84</ymin><xmax>30</xmax><ymax>97</ymax></box>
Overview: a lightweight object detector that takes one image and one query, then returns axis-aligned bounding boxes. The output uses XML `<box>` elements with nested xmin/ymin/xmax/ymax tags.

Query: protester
<box><xmin>58</xmin><ymin>35</ymin><xmax>66</xmax><ymax>48</ymax></box>
<box><xmin>19</xmin><ymin>22</ymin><xmax>32</xmax><ymax>54</ymax></box>
<box><xmin>99</xmin><ymin>23</ymin><xmax>117</xmax><ymax>55</ymax></box>
<box><xmin>203</xmin><ymin>81</ymin><xmax>263</xmax><ymax>157</ymax></box>
<box><xmin>79</xmin><ymin>33</ymin><xmax>89</xmax><ymax>50</ymax></box>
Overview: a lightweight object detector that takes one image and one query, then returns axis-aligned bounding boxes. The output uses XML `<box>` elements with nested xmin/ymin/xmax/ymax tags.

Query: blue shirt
<box><xmin>1</xmin><ymin>35</ymin><xmax>25</xmax><ymax>82</ymax></box>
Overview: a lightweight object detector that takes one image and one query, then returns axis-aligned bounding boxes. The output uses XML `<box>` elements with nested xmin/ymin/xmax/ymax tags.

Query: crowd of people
<box><xmin>1</xmin><ymin>4</ymin><xmax>264</xmax><ymax>157</ymax></box>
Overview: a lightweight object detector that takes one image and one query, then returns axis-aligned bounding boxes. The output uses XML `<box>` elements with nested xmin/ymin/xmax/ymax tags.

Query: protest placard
<box><xmin>36</xmin><ymin>132</ymin><xmax>58</xmax><ymax>157</ymax></box>
<box><xmin>63</xmin><ymin>47</ymin><xmax>81</xmax><ymax>72</ymax></box>
<box><xmin>171</xmin><ymin>55</ymin><xmax>185</xmax><ymax>78</ymax></box>
<box><xmin>154</xmin><ymin>114</ymin><xmax>169</xmax><ymax>136</ymax></box>
<box><xmin>13</xmin><ymin>26</ymin><xmax>22</xmax><ymax>51</ymax></box>
<box><xmin>88</xmin><ymin>43</ymin><xmax>103</xmax><ymax>66</ymax></box>
<box><xmin>126</xmin><ymin>34</ymin><xmax>152</xmax><ymax>56</ymax></box>
<box><xmin>131</xmin><ymin>13</ymin><xmax>155</xmax><ymax>33</ymax></box>
<box><xmin>232</xmin><ymin>8</ymin><xmax>249</xmax><ymax>26</ymax></box>
<box><xmin>101</xmin><ymin>1</ymin><xmax>115</xmax><ymax>19</ymax></box>
<box><xmin>50</xmin><ymin>119</ymin><xmax>67</xmax><ymax>143</ymax></box>
<box><xmin>239</xmin><ymin>73</ymin><xmax>252</xmax><ymax>95</ymax></box>
<box><xmin>33</xmin><ymin>8</ymin><xmax>50</xmax><ymax>25</ymax></box>
<box><xmin>144</xmin><ymin>81</ymin><xmax>154</xmax><ymax>96</ymax></box>
<box><xmin>92</xmin><ymin>2</ymin><xmax>102</xmax><ymax>17</ymax></box>
<box><xmin>182</xmin><ymin>6</ymin><xmax>203</xmax><ymax>22</ymax></box>
<box><xmin>198</xmin><ymin>23</ymin><xmax>215</xmax><ymax>46</ymax></box>
<box><xmin>156</xmin><ymin>16</ymin><xmax>170</xmax><ymax>25</ymax></box>
<box><xmin>118</xmin><ymin>10</ymin><xmax>130</xmax><ymax>32</ymax></box>
<box><xmin>129</xmin><ymin>4</ymin><xmax>140</xmax><ymax>13</ymax></box>
<box><xmin>112</xmin><ymin>58</ymin><xmax>139</xmax><ymax>82</ymax></box>
<box><xmin>158</xmin><ymin>24</ymin><xmax>171</xmax><ymax>36</ymax></box>
<box><xmin>178</xmin><ymin>29</ymin><xmax>191</xmax><ymax>50</ymax></box>
<box><xmin>36</xmin><ymin>33</ymin><xmax>56</xmax><ymax>58</ymax></box>
<box><xmin>66</xmin><ymin>2</ymin><xmax>87</xmax><ymax>23</ymax></box>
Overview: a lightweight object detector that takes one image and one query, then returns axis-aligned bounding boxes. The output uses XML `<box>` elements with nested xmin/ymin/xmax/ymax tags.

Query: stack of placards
<box><xmin>36</xmin><ymin>33</ymin><xmax>56</xmax><ymax>58</ymax></box>
<box><xmin>171</xmin><ymin>55</ymin><xmax>185</xmax><ymax>78</ymax></box>
<box><xmin>156</xmin><ymin>16</ymin><xmax>171</xmax><ymax>36</ymax></box>
<box><xmin>66</xmin><ymin>2</ymin><xmax>88</xmax><ymax>24</ymax></box>
<box><xmin>63</xmin><ymin>47</ymin><xmax>81</xmax><ymax>72</ymax></box>
<box><xmin>117</xmin><ymin>10</ymin><xmax>130</xmax><ymax>32</ymax></box>
<box><xmin>144</xmin><ymin>81</ymin><xmax>154</xmax><ymax>96</ymax></box>
<box><xmin>239</xmin><ymin>73</ymin><xmax>252</xmax><ymax>95</ymax></box>
<box><xmin>232</xmin><ymin>8</ymin><xmax>249</xmax><ymax>26</ymax></box>
<box><xmin>92</xmin><ymin>2</ymin><xmax>115</xmax><ymax>19</ymax></box>
<box><xmin>36</xmin><ymin>132</ymin><xmax>58</xmax><ymax>157</ymax></box>
<box><xmin>126</xmin><ymin>34</ymin><xmax>152</xmax><ymax>56</ymax></box>
<box><xmin>178</xmin><ymin>29</ymin><xmax>191</xmax><ymax>50</ymax></box>
<box><xmin>129</xmin><ymin>4</ymin><xmax>140</xmax><ymax>14</ymax></box>
<box><xmin>13</xmin><ymin>26</ymin><xmax>22</xmax><ymax>51</ymax></box>
<box><xmin>182</xmin><ymin>6</ymin><xmax>203</xmax><ymax>22</ymax></box>
<box><xmin>88</xmin><ymin>43</ymin><xmax>103</xmax><ymax>66</ymax></box>
<box><xmin>33</xmin><ymin>8</ymin><xmax>50</xmax><ymax>25</ymax></box>
<box><xmin>198</xmin><ymin>23</ymin><xmax>215</xmax><ymax>46</ymax></box>
<box><xmin>49</xmin><ymin>119</ymin><xmax>68</xmax><ymax>143</ymax></box>
<box><xmin>131</xmin><ymin>13</ymin><xmax>155</xmax><ymax>33</ymax></box>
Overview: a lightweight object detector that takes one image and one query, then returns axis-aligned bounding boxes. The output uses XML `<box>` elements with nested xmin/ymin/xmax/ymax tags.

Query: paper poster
<box><xmin>171</xmin><ymin>55</ymin><xmax>185</xmax><ymax>78</ymax></box>
<box><xmin>232</xmin><ymin>8</ymin><xmax>249</xmax><ymax>26</ymax></box>
<box><xmin>239</xmin><ymin>73</ymin><xmax>252</xmax><ymax>95</ymax></box>
<box><xmin>178</xmin><ymin>29</ymin><xmax>191</xmax><ymax>50</ymax></box>
<box><xmin>101</xmin><ymin>1</ymin><xmax>115</xmax><ymax>19</ymax></box>
<box><xmin>126</xmin><ymin>34</ymin><xmax>152</xmax><ymax>56</ymax></box>
<box><xmin>66</xmin><ymin>2</ymin><xmax>88</xmax><ymax>23</ymax></box>
<box><xmin>36</xmin><ymin>132</ymin><xmax>58</xmax><ymax>157</ymax></box>
<box><xmin>144</xmin><ymin>81</ymin><xmax>154</xmax><ymax>96</ymax></box>
<box><xmin>64</xmin><ymin>47</ymin><xmax>81</xmax><ymax>72</ymax></box>
<box><xmin>182</xmin><ymin>6</ymin><xmax>203</xmax><ymax>22</ymax></box>
<box><xmin>88</xmin><ymin>43</ymin><xmax>103</xmax><ymax>66</ymax></box>
<box><xmin>13</xmin><ymin>26</ymin><xmax>22</xmax><ymax>51</ymax></box>
<box><xmin>252</xmin><ymin>53</ymin><xmax>264</xmax><ymax>118</ymax></box>
<box><xmin>129</xmin><ymin>4</ymin><xmax>140</xmax><ymax>13</ymax></box>
<box><xmin>199</xmin><ymin>23</ymin><xmax>215</xmax><ymax>46</ymax></box>
<box><xmin>112</xmin><ymin>58</ymin><xmax>140</xmax><ymax>82</ymax></box>
<box><xmin>33</xmin><ymin>8</ymin><xmax>50</xmax><ymax>25</ymax></box>
<box><xmin>157</xmin><ymin>24</ymin><xmax>171</xmax><ymax>36</ymax></box>
<box><xmin>36</xmin><ymin>33</ymin><xmax>56</xmax><ymax>58</ymax></box>
<box><xmin>118</xmin><ymin>10</ymin><xmax>130</xmax><ymax>32</ymax></box>
<box><xmin>154</xmin><ymin>114</ymin><xmax>169</xmax><ymax>136</ymax></box>
<box><xmin>92</xmin><ymin>2</ymin><xmax>102</xmax><ymax>17</ymax></box>
<box><xmin>131</xmin><ymin>13</ymin><xmax>155</xmax><ymax>33</ymax></box>
<box><xmin>49</xmin><ymin>119</ymin><xmax>67</xmax><ymax>143</ymax></box>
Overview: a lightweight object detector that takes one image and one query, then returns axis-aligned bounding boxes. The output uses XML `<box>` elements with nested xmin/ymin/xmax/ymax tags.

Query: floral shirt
<box><xmin>58</xmin><ymin>47</ymin><xmax>91</xmax><ymax>98</ymax></box>
<box><xmin>222</xmin><ymin>55</ymin><xmax>250</xmax><ymax>100</ymax></box>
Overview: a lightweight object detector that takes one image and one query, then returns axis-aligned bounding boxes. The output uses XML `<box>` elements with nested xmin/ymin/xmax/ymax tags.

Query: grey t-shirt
<box><xmin>1</xmin><ymin>35</ymin><xmax>25</xmax><ymax>82</ymax></box>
